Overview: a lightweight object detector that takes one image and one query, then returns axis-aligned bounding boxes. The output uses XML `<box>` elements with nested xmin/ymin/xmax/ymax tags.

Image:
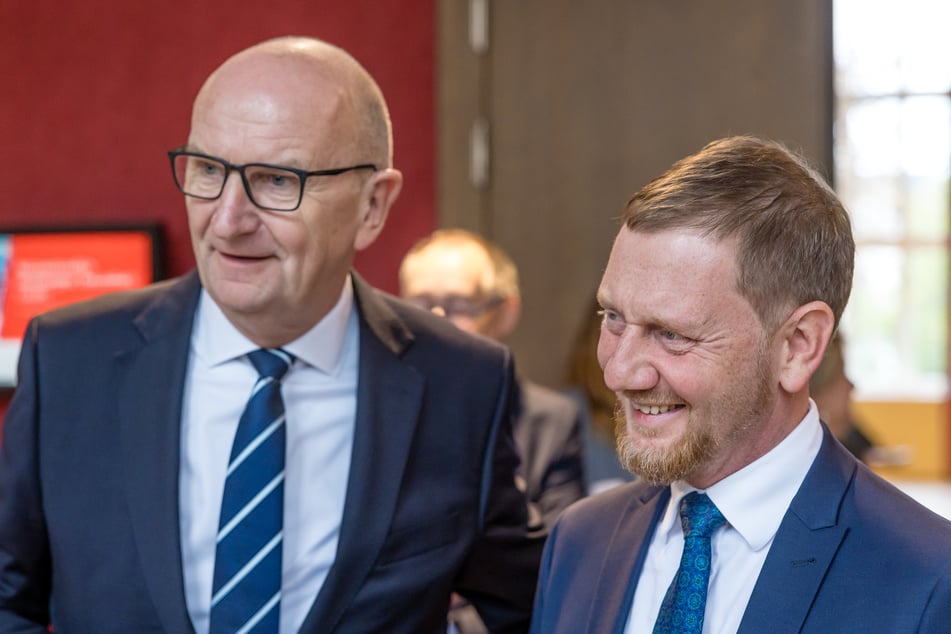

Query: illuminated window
<box><xmin>834</xmin><ymin>0</ymin><xmax>951</xmax><ymax>400</ymax></box>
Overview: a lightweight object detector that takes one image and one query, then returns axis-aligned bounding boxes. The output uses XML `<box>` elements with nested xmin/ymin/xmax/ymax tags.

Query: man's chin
<box><xmin>625</xmin><ymin>419</ymin><xmax>682</xmax><ymax>443</ymax></box>
<box><xmin>619</xmin><ymin>452</ymin><xmax>687</xmax><ymax>486</ymax></box>
<box><xmin>616</xmin><ymin>427</ymin><xmax>712</xmax><ymax>485</ymax></box>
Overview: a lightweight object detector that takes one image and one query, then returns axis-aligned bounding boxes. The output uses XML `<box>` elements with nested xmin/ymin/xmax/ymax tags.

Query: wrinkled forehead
<box><xmin>600</xmin><ymin>228</ymin><xmax>742</xmax><ymax>306</ymax></box>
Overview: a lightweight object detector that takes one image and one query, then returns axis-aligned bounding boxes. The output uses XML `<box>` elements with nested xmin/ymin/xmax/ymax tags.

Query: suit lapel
<box><xmin>116</xmin><ymin>272</ymin><xmax>200</xmax><ymax>634</ymax></box>
<box><xmin>586</xmin><ymin>486</ymin><xmax>669</xmax><ymax>634</ymax></box>
<box><xmin>737</xmin><ymin>430</ymin><xmax>856</xmax><ymax>633</ymax></box>
<box><xmin>112</xmin><ymin>272</ymin><xmax>425</xmax><ymax>631</ymax></box>
<box><xmin>299</xmin><ymin>275</ymin><xmax>424</xmax><ymax>632</ymax></box>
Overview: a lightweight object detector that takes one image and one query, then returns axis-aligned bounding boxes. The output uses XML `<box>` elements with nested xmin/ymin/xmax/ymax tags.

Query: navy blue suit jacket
<box><xmin>531</xmin><ymin>427</ymin><xmax>951</xmax><ymax>633</ymax></box>
<box><xmin>0</xmin><ymin>271</ymin><xmax>543</xmax><ymax>633</ymax></box>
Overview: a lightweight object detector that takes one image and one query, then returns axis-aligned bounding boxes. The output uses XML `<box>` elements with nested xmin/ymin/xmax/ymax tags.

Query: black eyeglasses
<box><xmin>168</xmin><ymin>149</ymin><xmax>377</xmax><ymax>212</ymax></box>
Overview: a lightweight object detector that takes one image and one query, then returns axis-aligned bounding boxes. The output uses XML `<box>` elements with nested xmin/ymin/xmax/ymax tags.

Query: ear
<box><xmin>776</xmin><ymin>301</ymin><xmax>835</xmax><ymax>394</ymax></box>
<box><xmin>494</xmin><ymin>295</ymin><xmax>522</xmax><ymax>339</ymax></box>
<box><xmin>354</xmin><ymin>168</ymin><xmax>403</xmax><ymax>251</ymax></box>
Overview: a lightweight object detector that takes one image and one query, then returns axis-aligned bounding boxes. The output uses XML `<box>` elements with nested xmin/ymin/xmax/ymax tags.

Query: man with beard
<box><xmin>529</xmin><ymin>136</ymin><xmax>951</xmax><ymax>634</ymax></box>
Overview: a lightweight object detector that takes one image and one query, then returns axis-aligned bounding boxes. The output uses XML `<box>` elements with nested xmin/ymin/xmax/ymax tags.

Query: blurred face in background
<box><xmin>811</xmin><ymin>347</ymin><xmax>854</xmax><ymax>439</ymax></box>
<box><xmin>400</xmin><ymin>241</ymin><xmax>513</xmax><ymax>341</ymax></box>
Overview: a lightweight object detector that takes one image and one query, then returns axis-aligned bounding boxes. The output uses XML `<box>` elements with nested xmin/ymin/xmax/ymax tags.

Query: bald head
<box><xmin>192</xmin><ymin>36</ymin><xmax>393</xmax><ymax>167</ymax></box>
<box><xmin>180</xmin><ymin>36</ymin><xmax>404</xmax><ymax>347</ymax></box>
<box><xmin>400</xmin><ymin>229</ymin><xmax>520</xmax><ymax>300</ymax></box>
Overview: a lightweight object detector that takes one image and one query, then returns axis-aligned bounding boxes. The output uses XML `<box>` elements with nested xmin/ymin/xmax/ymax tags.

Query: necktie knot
<box><xmin>680</xmin><ymin>492</ymin><xmax>726</xmax><ymax>539</ymax></box>
<box><xmin>248</xmin><ymin>348</ymin><xmax>294</xmax><ymax>382</ymax></box>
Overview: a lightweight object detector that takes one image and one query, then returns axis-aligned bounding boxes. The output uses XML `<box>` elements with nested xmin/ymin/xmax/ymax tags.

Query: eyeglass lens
<box><xmin>172</xmin><ymin>154</ymin><xmax>302</xmax><ymax>211</ymax></box>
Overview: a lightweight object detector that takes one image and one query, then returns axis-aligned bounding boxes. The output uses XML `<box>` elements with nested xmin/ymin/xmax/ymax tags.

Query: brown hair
<box><xmin>622</xmin><ymin>135</ymin><xmax>854</xmax><ymax>332</ymax></box>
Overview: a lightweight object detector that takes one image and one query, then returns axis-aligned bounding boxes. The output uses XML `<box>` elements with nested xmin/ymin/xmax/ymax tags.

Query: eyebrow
<box><xmin>176</xmin><ymin>144</ymin><xmax>312</xmax><ymax>171</ymax></box>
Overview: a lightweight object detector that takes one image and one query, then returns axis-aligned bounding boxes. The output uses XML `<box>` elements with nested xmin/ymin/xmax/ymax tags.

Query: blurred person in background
<box><xmin>810</xmin><ymin>332</ymin><xmax>909</xmax><ymax>466</ymax></box>
<box><xmin>400</xmin><ymin>228</ymin><xmax>585</xmax><ymax>634</ymax></box>
<box><xmin>400</xmin><ymin>228</ymin><xmax>585</xmax><ymax>526</ymax></box>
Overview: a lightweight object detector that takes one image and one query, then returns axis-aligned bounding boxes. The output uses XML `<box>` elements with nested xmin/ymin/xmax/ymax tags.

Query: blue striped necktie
<box><xmin>653</xmin><ymin>492</ymin><xmax>726</xmax><ymax>634</ymax></box>
<box><xmin>210</xmin><ymin>348</ymin><xmax>294</xmax><ymax>634</ymax></box>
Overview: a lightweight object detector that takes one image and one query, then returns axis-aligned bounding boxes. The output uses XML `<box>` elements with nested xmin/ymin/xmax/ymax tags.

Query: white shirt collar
<box><xmin>661</xmin><ymin>401</ymin><xmax>824</xmax><ymax>551</ymax></box>
<box><xmin>192</xmin><ymin>275</ymin><xmax>355</xmax><ymax>375</ymax></box>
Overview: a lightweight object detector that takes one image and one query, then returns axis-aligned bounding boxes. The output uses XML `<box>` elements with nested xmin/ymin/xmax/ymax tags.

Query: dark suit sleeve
<box><xmin>917</xmin><ymin>562</ymin><xmax>951</xmax><ymax>632</ymax></box>
<box><xmin>453</xmin><ymin>356</ymin><xmax>547</xmax><ymax>633</ymax></box>
<box><xmin>534</xmin><ymin>399</ymin><xmax>585</xmax><ymax>528</ymax></box>
<box><xmin>527</xmin><ymin>515</ymin><xmax>559</xmax><ymax>634</ymax></box>
<box><xmin>0</xmin><ymin>320</ymin><xmax>54</xmax><ymax>631</ymax></box>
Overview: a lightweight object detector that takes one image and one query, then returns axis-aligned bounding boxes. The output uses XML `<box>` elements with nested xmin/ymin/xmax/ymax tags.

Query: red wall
<box><xmin>0</xmin><ymin>0</ymin><xmax>436</xmax><ymax>423</ymax></box>
<box><xmin>0</xmin><ymin>0</ymin><xmax>434</xmax><ymax>288</ymax></box>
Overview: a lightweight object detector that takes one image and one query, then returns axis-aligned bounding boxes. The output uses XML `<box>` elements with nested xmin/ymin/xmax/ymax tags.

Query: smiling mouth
<box><xmin>631</xmin><ymin>403</ymin><xmax>685</xmax><ymax>415</ymax></box>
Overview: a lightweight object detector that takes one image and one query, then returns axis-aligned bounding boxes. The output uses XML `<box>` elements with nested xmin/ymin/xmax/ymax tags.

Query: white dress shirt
<box><xmin>180</xmin><ymin>278</ymin><xmax>359</xmax><ymax>634</ymax></box>
<box><xmin>625</xmin><ymin>402</ymin><xmax>824</xmax><ymax>634</ymax></box>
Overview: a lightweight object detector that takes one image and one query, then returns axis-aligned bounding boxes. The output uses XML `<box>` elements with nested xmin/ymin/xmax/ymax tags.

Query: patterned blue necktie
<box><xmin>653</xmin><ymin>492</ymin><xmax>726</xmax><ymax>634</ymax></box>
<box><xmin>210</xmin><ymin>349</ymin><xmax>294</xmax><ymax>634</ymax></box>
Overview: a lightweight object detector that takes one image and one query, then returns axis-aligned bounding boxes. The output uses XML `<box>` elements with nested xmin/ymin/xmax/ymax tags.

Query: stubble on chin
<box><xmin>613</xmin><ymin>401</ymin><xmax>717</xmax><ymax>486</ymax></box>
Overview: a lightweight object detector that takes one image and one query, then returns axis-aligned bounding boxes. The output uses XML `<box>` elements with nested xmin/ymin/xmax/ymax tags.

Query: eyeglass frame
<box><xmin>406</xmin><ymin>293</ymin><xmax>507</xmax><ymax>319</ymax></box>
<box><xmin>167</xmin><ymin>148</ymin><xmax>378</xmax><ymax>212</ymax></box>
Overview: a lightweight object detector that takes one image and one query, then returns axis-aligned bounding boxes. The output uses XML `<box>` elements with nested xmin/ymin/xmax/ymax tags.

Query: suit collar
<box><xmin>782</xmin><ymin>425</ymin><xmax>856</xmax><ymax>529</ymax></box>
<box><xmin>118</xmin><ymin>271</ymin><xmax>201</xmax><ymax>633</ymax></box>
<box><xmin>592</xmin><ymin>428</ymin><xmax>857</xmax><ymax>634</ymax></box>
<box><xmin>192</xmin><ymin>276</ymin><xmax>356</xmax><ymax>373</ymax></box>
<box><xmin>583</xmin><ymin>485</ymin><xmax>669</xmax><ymax>634</ymax></box>
<box><xmin>698</xmin><ymin>409</ymin><xmax>825</xmax><ymax>552</ymax></box>
<box><xmin>349</xmin><ymin>272</ymin><xmax>414</xmax><ymax>356</ymax></box>
<box><xmin>298</xmin><ymin>273</ymin><xmax>424</xmax><ymax>632</ymax></box>
<box><xmin>117</xmin><ymin>271</ymin><xmax>426</xmax><ymax>632</ymax></box>
<box><xmin>737</xmin><ymin>426</ymin><xmax>856</xmax><ymax>633</ymax></box>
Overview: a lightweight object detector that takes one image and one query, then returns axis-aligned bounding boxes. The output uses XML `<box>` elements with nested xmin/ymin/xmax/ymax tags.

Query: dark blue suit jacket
<box><xmin>531</xmin><ymin>427</ymin><xmax>951</xmax><ymax>633</ymax></box>
<box><xmin>0</xmin><ymin>271</ymin><xmax>543</xmax><ymax>633</ymax></box>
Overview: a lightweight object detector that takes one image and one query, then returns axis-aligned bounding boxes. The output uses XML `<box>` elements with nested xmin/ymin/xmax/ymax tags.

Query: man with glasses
<box><xmin>400</xmin><ymin>229</ymin><xmax>585</xmax><ymax>634</ymax></box>
<box><xmin>400</xmin><ymin>229</ymin><xmax>586</xmax><ymax>528</ymax></box>
<box><xmin>0</xmin><ymin>37</ymin><xmax>543</xmax><ymax>633</ymax></box>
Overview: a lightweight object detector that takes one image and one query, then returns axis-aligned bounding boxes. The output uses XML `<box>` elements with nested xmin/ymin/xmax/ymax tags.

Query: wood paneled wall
<box><xmin>438</xmin><ymin>0</ymin><xmax>834</xmax><ymax>388</ymax></box>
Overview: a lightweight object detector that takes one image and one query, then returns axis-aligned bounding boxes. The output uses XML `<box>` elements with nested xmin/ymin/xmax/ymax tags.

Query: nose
<box><xmin>209</xmin><ymin>171</ymin><xmax>261</xmax><ymax>235</ymax></box>
<box><xmin>430</xmin><ymin>306</ymin><xmax>447</xmax><ymax>317</ymax></box>
<box><xmin>599</xmin><ymin>328</ymin><xmax>660</xmax><ymax>393</ymax></box>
